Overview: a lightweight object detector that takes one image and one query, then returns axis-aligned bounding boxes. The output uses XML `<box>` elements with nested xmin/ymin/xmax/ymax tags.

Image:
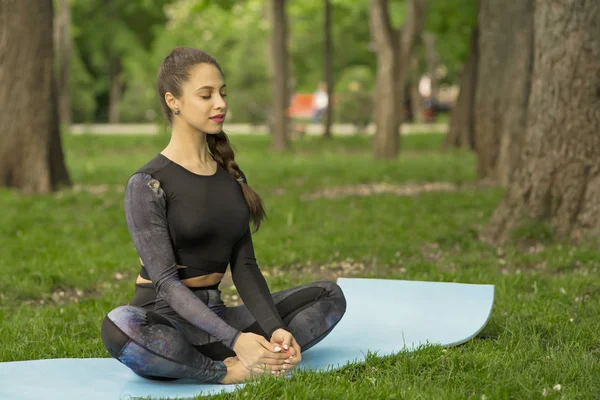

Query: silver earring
<box><xmin>174</xmin><ymin>109</ymin><xmax>180</xmax><ymax>115</ymax></box>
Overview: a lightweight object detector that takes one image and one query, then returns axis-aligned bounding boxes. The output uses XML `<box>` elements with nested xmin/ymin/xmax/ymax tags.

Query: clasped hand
<box><xmin>232</xmin><ymin>328</ymin><xmax>302</xmax><ymax>377</ymax></box>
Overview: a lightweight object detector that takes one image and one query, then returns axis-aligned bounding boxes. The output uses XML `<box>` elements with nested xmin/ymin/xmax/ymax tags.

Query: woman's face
<box><xmin>169</xmin><ymin>63</ymin><xmax>228</xmax><ymax>135</ymax></box>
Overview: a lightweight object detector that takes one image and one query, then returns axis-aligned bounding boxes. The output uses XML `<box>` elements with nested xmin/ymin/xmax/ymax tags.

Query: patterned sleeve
<box><xmin>124</xmin><ymin>172</ymin><xmax>241</xmax><ymax>349</ymax></box>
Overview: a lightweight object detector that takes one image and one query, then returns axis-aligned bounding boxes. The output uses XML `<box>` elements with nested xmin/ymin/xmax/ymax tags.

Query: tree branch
<box><xmin>369</xmin><ymin>0</ymin><xmax>395</xmax><ymax>56</ymax></box>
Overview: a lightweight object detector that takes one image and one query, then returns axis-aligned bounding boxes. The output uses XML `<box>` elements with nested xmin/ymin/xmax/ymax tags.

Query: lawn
<box><xmin>1</xmin><ymin>132</ymin><xmax>598</xmax><ymax>399</ymax></box>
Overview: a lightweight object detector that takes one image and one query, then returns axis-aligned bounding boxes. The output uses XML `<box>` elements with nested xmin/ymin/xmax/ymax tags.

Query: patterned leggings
<box><xmin>100</xmin><ymin>280</ymin><xmax>346</xmax><ymax>383</ymax></box>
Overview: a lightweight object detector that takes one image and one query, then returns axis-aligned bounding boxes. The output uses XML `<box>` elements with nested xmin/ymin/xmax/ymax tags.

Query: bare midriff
<box><xmin>135</xmin><ymin>258</ymin><xmax>224</xmax><ymax>288</ymax></box>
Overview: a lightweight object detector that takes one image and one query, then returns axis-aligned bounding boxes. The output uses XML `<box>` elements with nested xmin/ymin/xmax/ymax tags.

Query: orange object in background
<box><xmin>287</xmin><ymin>93</ymin><xmax>314</xmax><ymax>118</ymax></box>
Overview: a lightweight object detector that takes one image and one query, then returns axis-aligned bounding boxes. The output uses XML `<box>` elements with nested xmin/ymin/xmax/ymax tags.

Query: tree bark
<box><xmin>323</xmin><ymin>0</ymin><xmax>334</xmax><ymax>139</ymax></box>
<box><xmin>270</xmin><ymin>0</ymin><xmax>290</xmax><ymax>151</ymax></box>
<box><xmin>54</xmin><ymin>0</ymin><xmax>72</xmax><ymax>127</ymax></box>
<box><xmin>108</xmin><ymin>58</ymin><xmax>123</xmax><ymax>124</ymax></box>
<box><xmin>0</xmin><ymin>0</ymin><xmax>70</xmax><ymax>193</ymax></box>
<box><xmin>369</xmin><ymin>0</ymin><xmax>426</xmax><ymax>159</ymax></box>
<box><xmin>422</xmin><ymin>32</ymin><xmax>438</xmax><ymax>99</ymax></box>
<box><xmin>446</xmin><ymin>26</ymin><xmax>478</xmax><ymax>150</ymax></box>
<box><xmin>474</xmin><ymin>0</ymin><xmax>534</xmax><ymax>185</ymax></box>
<box><xmin>483</xmin><ymin>0</ymin><xmax>600</xmax><ymax>243</ymax></box>
<box><xmin>409</xmin><ymin>54</ymin><xmax>424</xmax><ymax>123</ymax></box>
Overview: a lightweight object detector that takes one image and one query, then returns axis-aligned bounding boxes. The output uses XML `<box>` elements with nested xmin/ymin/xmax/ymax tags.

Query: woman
<box><xmin>100</xmin><ymin>47</ymin><xmax>347</xmax><ymax>384</ymax></box>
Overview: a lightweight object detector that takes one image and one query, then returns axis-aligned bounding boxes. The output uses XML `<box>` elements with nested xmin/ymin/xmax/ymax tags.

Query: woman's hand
<box><xmin>232</xmin><ymin>332</ymin><xmax>289</xmax><ymax>376</ymax></box>
<box><xmin>270</xmin><ymin>328</ymin><xmax>302</xmax><ymax>374</ymax></box>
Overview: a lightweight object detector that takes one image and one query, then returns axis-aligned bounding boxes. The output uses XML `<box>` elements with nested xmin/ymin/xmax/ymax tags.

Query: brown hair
<box><xmin>157</xmin><ymin>46</ymin><xmax>267</xmax><ymax>231</ymax></box>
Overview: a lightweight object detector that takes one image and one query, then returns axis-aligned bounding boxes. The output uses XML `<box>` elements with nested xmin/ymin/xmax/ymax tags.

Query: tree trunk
<box><xmin>270</xmin><ymin>0</ymin><xmax>290</xmax><ymax>151</ymax></box>
<box><xmin>0</xmin><ymin>0</ymin><xmax>70</xmax><ymax>193</ymax></box>
<box><xmin>422</xmin><ymin>32</ymin><xmax>438</xmax><ymax>99</ymax></box>
<box><xmin>483</xmin><ymin>0</ymin><xmax>600</xmax><ymax>244</ymax></box>
<box><xmin>446</xmin><ymin>26</ymin><xmax>478</xmax><ymax>150</ymax></box>
<box><xmin>108</xmin><ymin>58</ymin><xmax>123</xmax><ymax>124</ymax></box>
<box><xmin>409</xmin><ymin>55</ymin><xmax>424</xmax><ymax>123</ymax></box>
<box><xmin>474</xmin><ymin>0</ymin><xmax>534</xmax><ymax>185</ymax></box>
<box><xmin>369</xmin><ymin>0</ymin><xmax>426</xmax><ymax>159</ymax></box>
<box><xmin>54</xmin><ymin>0</ymin><xmax>72</xmax><ymax>127</ymax></box>
<box><xmin>323</xmin><ymin>0</ymin><xmax>334</xmax><ymax>139</ymax></box>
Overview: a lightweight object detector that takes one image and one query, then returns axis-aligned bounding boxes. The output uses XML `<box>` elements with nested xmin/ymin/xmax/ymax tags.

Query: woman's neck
<box><xmin>163</xmin><ymin>123</ymin><xmax>213</xmax><ymax>165</ymax></box>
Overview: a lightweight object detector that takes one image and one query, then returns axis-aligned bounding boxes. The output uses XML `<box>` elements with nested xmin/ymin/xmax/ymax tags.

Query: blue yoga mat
<box><xmin>0</xmin><ymin>278</ymin><xmax>494</xmax><ymax>400</ymax></box>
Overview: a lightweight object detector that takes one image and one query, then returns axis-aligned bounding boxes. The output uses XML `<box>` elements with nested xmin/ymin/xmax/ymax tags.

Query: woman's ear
<box><xmin>165</xmin><ymin>92</ymin><xmax>179</xmax><ymax>112</ymax></box>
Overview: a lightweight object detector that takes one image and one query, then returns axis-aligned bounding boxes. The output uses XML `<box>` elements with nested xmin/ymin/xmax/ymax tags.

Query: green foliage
<box><xmin>149</xmin><ymin>0</ymin><xmax>272</xmax><ymax>124</ymax></box>
<box><xmin>289</xmin><ymin>0</ymin><xmax>376</xmax><ymax>92</ymax></box>
<box><xmin>69</xmin><ymin>0</ymin><xmax>171</xmax><ymax>122</ymax></box>
<box><xmin>334</xmin><ymin>66</ymin><xmax>375</xmax><ymax>125</ymax></box>
<box><xmin>66</xmin><ymin>0</ymin><xmax>479</xmax><ymax>123</ymax></box>
<box><xmin>68</xmin><ymin>45</ymin><xmax>97</xmax><ymax>122</ymax></box>
<box><xmin>424</xmin><ymin>0</ymin><xmax>479</xmax><ymax>82</ymax></box>
<box><xmin>2</xmin><ymin>133</ymin><xmax>600</xmax><ymax>398</ymax></box>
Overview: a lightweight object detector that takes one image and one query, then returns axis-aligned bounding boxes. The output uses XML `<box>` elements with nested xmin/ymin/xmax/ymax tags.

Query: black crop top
<box><xmin>123</xmin><ymin>153</ymin><xmax>285</xmax><ymax>349</ymax></box>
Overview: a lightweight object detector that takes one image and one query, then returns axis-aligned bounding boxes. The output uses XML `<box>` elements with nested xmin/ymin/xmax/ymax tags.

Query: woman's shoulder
<box><xmin>134</xmin><ymin>153</ymin><xmax>171</xmax><ymax>177</ymax></box>
<box><xmin>125</xmin><ymin>154</ymin><xmax>170</xmax><ymax>191</ymax></box>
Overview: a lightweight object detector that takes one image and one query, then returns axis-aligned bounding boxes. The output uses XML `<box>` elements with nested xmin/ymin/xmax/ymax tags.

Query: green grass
<box><xmin>1</xmin><ymin>132</ymin><xmax>599</xmax><ymax>399</ymax></box>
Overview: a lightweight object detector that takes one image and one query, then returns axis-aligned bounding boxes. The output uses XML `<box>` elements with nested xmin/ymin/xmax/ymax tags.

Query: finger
<box><xmin>289</xmin><ymin>342</ymin><xmax>302</xmax><ymax>364</ymax></box>
<box><xmin>293</xmin><ymin>339</ymin><xmax>302</xmax><ymax>357</ymax></box>
<box><xmin>284</xmin><ymin>337</ymin><xmax>298</xmax><ymax>356</ymax></box>
<box><xmin>284</xmin><ymin>339</ymin><xmax>299</xmax><ymax>357</ymax></box>
<box><xmin>280</xmin><ymin>333</ymin><xmax>292</xmax><ymax>352</ymax></box>
<box><xmin>257</xmin><ymin>355</ymin><xmax>289</xmax><ymax>364</ymax></box>
<box><xmin>258</xmin><ymin>345</ymin><xmax>289</xmax><ymax>361</ymax></box>
<box><xmin>259</xmin><ymin>336</ymin><xmax>285</xmax><ymax>353</ymax></box>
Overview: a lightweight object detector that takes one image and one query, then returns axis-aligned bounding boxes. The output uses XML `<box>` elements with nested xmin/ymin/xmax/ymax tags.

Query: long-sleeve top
<box><xmin>123</xmin><ymin>153</ymin><xmax>284</xmax><ymax>349</ymax></box>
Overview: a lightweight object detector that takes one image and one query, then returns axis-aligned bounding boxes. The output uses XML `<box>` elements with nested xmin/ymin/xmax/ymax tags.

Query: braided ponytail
<box><xmin>207</xmin><ymin>131</ymin><xmax>267</xmax><ymax>231</ymax></box>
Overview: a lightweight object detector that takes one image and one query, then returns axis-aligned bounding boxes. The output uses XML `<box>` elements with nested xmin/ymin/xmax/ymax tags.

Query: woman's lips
<box><xmin>210</xmin><ymin>114</ymin><xmax>225</xmax><ymax>123</ymax></box>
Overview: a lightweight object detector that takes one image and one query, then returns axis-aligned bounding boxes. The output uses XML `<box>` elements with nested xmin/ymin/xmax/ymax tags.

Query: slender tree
<box><xmin>270</xmin><ymin>0</ymin><xmax>290</xmax><ymax>151</ymax></box>
<box><xmin>369</xmin><ymin>0</ymin><xmax>426</xmax><ymax>158</ymax></box>
<box><xmin>323</xmin><ymin>0</ymin><xmax>334</xmax><ymax>139</ymax></box>
<box><xmin>446</xmin><ymin>25</ymin><xmax>478</xmax><ymax>150</ymax></box>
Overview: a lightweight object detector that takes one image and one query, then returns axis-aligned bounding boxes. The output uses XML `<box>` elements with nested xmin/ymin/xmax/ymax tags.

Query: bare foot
<box><xmin>220</xmin><ymin>357</ymin><xmax>252</xmax><ymax>384</ymax></box>
<box><xmin>220</xmin><ymin>356</ymin><xmax>283</xmax><ymax>384</ymax></box>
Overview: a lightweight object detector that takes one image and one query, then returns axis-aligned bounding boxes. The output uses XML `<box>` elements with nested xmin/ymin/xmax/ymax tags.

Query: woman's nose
<box><xmin>215</xmin><ymin>94</ymin><xmax>226</xmax><ymax>109</ymax></box>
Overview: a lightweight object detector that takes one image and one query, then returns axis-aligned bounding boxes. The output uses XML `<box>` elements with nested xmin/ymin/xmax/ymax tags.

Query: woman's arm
<box><xmin>124</xmin><ymin>172</ymin><xmax>241</xmax><ymax>349</ymax></box>
<box><xmin>229</xmin><ymin>227</ymin><xmax>285</xmax><ymax>338</ymax></box>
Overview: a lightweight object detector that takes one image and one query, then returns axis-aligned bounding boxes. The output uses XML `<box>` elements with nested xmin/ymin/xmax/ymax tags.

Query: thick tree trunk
<box><xmin>271</xmin><ymin>0</ymin><xmax>290</xmax><ymax>151</ymax></box>
<box><xmin>483</xmin><ymin>0</ymin><xmax>600</xmax><ymax>243</ymax></box>
<box><xmin>474</xmin><ymin>0</ymin><xmax>534</xmax><ymax>185</ymax></box>
<box><xmin>446</xmin><ymin>26</ymin><xmax>478</xmax><ymax>150</ymax></box>
<box><xmin>108</xmin><ymin>58</ymin><xmax>123</xmax><ymax>124</ymax></box>
<box><xmin>0</xmin><ymin>0</ymin><xmax>70</xmax><ymax>193</ymax></box>
<box><xmin>323</xmin><ymin>0</ymin><xmax>334</xmax><ymax>139</ymax></box>
<box><xmin>54</xmin><ymin>0</ymin><xmax>72</xmax><ymax>127</ymax></box>
<box><xmin>369</xmin><ymin>0</ymin><xmax>426</xmax><ymax>159</ymax></box>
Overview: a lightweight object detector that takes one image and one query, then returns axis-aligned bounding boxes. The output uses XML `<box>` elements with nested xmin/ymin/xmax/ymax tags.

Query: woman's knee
<box><xmin>100</xmin><ymin>305</ymin><xmax>145</xmax><ymax>359</ymax></box>
<box><xmin>101</xmin><ymin>314</ymin><xmax>130</xmax><ymax>359</ymax></box>
<box><xmin>303</xmin><ymin>281</ymin><xmax>347</xmax><ymax>322</ymax></box>
<box><xmin>105</xmin><ymin>305</ymin><xmax>148</xmax><ymax>335</ymax></box>
<box><xmin>316</xmin><ymin>280</ymin><xmax>347</xmax><ymax>308</ymax></box>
